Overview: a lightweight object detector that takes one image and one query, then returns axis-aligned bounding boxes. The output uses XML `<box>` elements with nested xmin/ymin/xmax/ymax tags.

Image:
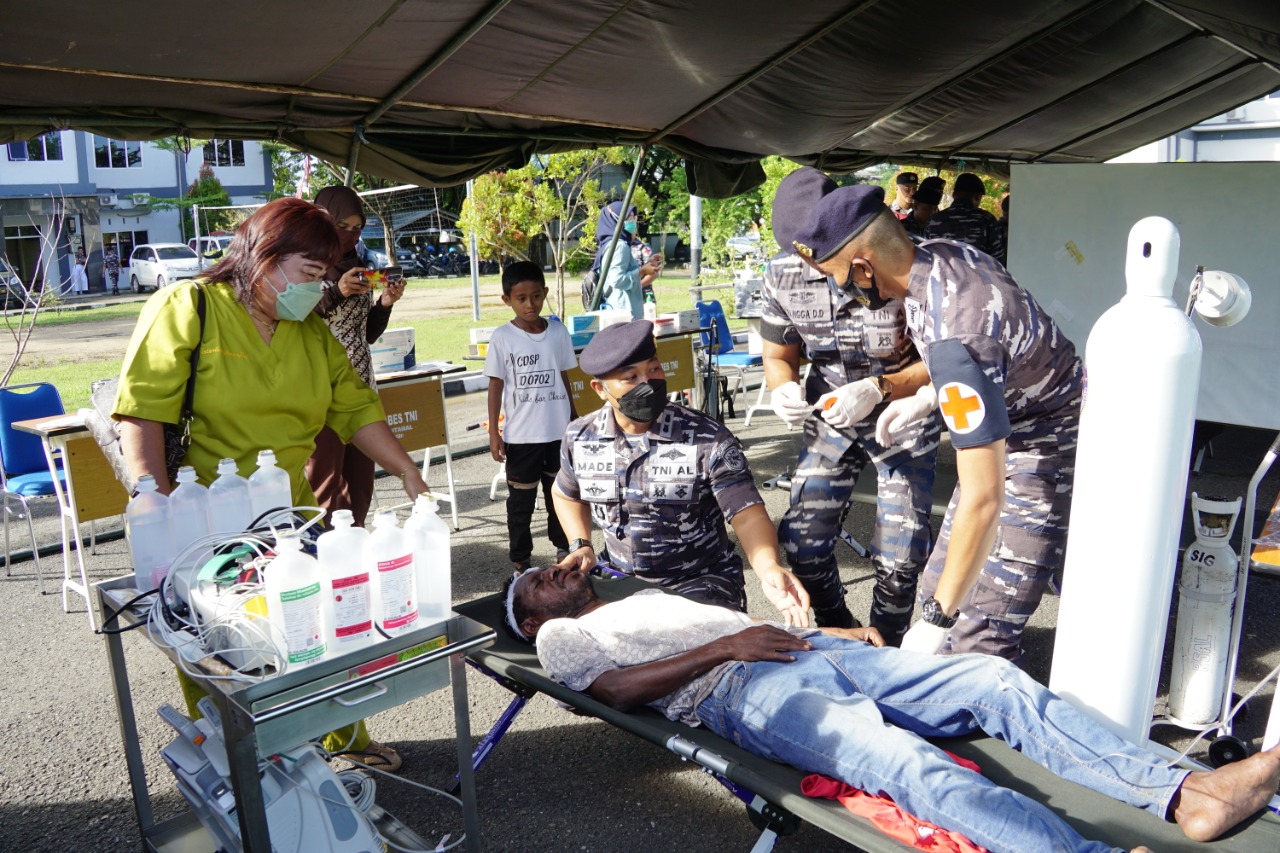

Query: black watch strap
<box><xmin>569</xmin><ymin>538</ymin><xmax>594</xmax><ymax>553</ymax></box>
<box><xmin>922</xmin><ymin>596</ymin><xmax>958</xmax><ymax>629</ymax></box>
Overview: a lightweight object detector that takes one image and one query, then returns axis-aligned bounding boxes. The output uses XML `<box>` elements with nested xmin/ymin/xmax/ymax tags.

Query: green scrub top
<box><xmin>114</xmin><ymin>279</ymin><xmax>385</xmax><ymax>505</ymax></box>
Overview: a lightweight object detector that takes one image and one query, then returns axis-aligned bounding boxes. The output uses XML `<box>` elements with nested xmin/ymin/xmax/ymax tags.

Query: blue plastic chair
<box><xmin>0</xmin><ymin>382</ymin><xmax>67</xmax><ymax>592</ymax></box>
<box><xmin>695</xmin><ymin>300</ymin><xmax>764</xmax><ymax>417</ymax></box>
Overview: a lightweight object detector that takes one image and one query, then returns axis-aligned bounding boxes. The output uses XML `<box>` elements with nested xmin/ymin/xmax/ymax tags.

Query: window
<box><xmin>5</xmin><ymin>133</ymin><xmax>63</xmax><ymax>162</ymax></box>
<box><xmin>204</xmin><ymin>138</ymin><xmax>245</xmax><ymax>167</ymax></box>
<box><xmin>93</xmin><ymin>135</ymin><xmax>142</xmax><ymax>169</ymax></box>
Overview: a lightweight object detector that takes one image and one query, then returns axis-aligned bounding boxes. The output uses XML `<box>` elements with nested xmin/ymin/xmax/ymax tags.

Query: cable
<box><xmin>95</xmin><ymin>587</ymin><xmax>159</xmax><ymax>634</ymax></box>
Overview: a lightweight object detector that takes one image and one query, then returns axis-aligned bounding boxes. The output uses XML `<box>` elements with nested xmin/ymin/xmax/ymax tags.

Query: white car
<box><xmin>726</xmin><ymin>233</ymin><xmax>762</xmax><ymax>259</ymax></box>
<box><xmin>128</xmin><ymin>243</ymin><xmax>201</xmax><ymax>292</ymax></box>
<box><xmin>188</xmin><ymin>235</ymin><xmax>234</xmax><ymax>269</ymax></box>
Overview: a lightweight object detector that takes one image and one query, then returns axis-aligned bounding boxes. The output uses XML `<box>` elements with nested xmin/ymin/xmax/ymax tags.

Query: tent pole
<box><xmin>689</xmin><ymin>194</ymin><xmax>703</xmax><ymax>304</ymax></box>
<box><xmin>468</xmin><ymin>179</ymin><xmax>481</xmax><ymax>322</ymax></box>
<box><xmin>588</xmin><ymin>145</ymin><xmax>648</xmax><ymax>311</ymax></box>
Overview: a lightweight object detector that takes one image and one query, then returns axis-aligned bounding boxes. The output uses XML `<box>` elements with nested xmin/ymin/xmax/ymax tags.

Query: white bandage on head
<box><xmin>503</xmin><ymin>568</ymin><xmax>542</xmax><ymax>640</ymax></box>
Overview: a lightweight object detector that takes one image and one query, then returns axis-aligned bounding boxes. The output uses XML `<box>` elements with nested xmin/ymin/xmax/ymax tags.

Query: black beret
<box><xmin>895</xmin><ymin>171</ymin><xmax>919</xmax><ymax>186</ymax></box>
<box><xmin>789</xmin><ymin>184</ymin><xmax>887</xmax><ymax>263</ymax></box>
<box><xmin>954</xmin><ymin>172</ymin><xmax>986</xmax><ymax>195</ymax></box>
<box><xmin>772</xmin><ymin>168</ymin><xmax>837</xmax><ymax>249</ymax></box>
<box><xmin>914</xmin><ymin>186</ymin><xmax>942</xmax><ymax>206</ymax></box>
<box><xmin>919</xmin><ymin>176</ymin><xmax>946</xmax><ymax>194</ymax></box>
<box><xmin>579</xmin><ymin>319</ymin><xmax>657</xmax><ymax>377</ymax></box>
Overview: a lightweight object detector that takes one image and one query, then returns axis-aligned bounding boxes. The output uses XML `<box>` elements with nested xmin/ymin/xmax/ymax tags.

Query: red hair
<box><xmin>204</xmin><ymin>198</ymin><xmax>341</xmax><ymax>303</ymax></box>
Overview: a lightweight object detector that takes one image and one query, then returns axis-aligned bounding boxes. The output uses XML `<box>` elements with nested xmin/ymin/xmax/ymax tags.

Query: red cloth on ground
<box><xmin>800</xmin><ymin>752</ymin><xmax>988</xmax><ymax>853</ymax></box>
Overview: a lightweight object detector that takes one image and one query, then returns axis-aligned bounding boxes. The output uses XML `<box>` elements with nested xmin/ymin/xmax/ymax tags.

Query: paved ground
<box><xmin>1</xmin><ymin>307</ymin><xmax>1278</xmax><ymax>851</ymax></box>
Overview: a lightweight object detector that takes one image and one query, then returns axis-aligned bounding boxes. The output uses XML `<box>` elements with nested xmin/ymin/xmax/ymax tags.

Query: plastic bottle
<box><xmin>404</xmin><ymin>495</ymin><xmax>452</xmax><ymax>622</ymax></box>
<box><xmin>264</xmin><ymin>532</ymin><xmax>327</xmax><ymax>669</ymax></box>
<box><xmin>317</xmin><ymin>510</ymin><xmax>374</xmax><ymax>652</ymax></box>
<box><xmin>207</xmin><ymin>458</ymin><xmax>252</xmax><ymax>534</ymax></box>
<box><xmin>168</xmin><ymin>466</ymin><xmax>211</xmax><ymax>556</ymax></box>
<box><xmin>368</xmin><ymin>510</ymin><xmax>418</xmax><ymax>636</ymax></box>
<box><xmin>126</xmin><ymin>475</ymin><xmax>175</xmax><ymax>592</ymax></box>
<box><xmin>643</xmin><ymin>290</ymin><xmax>657</xmax><ymax>322</ymax></box>
<box><xmin>248</xmin><ymin>449</ymin><xmax>292</xmax><ymax>523</ymax></box>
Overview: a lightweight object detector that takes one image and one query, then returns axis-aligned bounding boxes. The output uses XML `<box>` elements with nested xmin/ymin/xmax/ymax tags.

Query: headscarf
<box><xmin>592</xmin><ymin>201</ymin><xmax>636</xmax><ymax>273</ymax></box>
<box><xmin>313</xmin><ymin>185</ymin><xmax>366</xmax><ymax>229</ymax></box>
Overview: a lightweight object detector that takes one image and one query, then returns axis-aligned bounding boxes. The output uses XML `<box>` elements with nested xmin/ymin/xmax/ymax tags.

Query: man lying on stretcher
<box><xmin>504</xmin><ymin>566</ymin><xmax>1280</xmax><ymax>853</ymax></box>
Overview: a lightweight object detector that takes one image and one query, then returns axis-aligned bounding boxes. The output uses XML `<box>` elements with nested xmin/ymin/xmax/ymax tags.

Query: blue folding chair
<box><xmin>695</xmin><ymin>300</ymin><xmax>763</xmax><ymax>418</ymax></box>
<box><xmin>0</xmin><ymin>382</ymin><xmax>67</xmax><ymax>594</ymax></box>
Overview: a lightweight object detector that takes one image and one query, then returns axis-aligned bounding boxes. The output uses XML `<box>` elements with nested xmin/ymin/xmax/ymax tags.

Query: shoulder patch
<box><xmin>926</xmin><ymin>338</ymin><xmax>1011</xmax><ymax>447</ymax></box>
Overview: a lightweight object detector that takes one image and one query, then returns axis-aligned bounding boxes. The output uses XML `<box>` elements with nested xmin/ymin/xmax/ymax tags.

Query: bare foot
<box><xmin>1172</xmin><ymin>745</ymin><xmax>1280</xmax><ymax>841</ymax></box>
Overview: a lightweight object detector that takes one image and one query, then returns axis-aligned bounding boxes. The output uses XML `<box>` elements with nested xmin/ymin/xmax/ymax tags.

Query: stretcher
<box><xmin>456</xmin><ymin>577</ymin><xmax>1280</xmax><ymax>852</ymax></box>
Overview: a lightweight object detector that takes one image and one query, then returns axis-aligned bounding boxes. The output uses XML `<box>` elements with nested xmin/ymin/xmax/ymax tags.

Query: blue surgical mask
<box><xmin>623</xmin><ymin>220</ymin><xmax>638</xmax><ymax>235</ymax></box>
<box><xmin>272</xmin><ymin>266</ymin><xmax>325</xmax><ymax>321</ymax></box>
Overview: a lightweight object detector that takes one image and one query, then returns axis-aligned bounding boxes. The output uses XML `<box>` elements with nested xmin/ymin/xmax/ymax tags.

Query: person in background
<box><xmin>630</xmin><ymin>229</ymin><xmax>663</xmax><ymax>310</ymax></box>
<box><xmin>999</xmin><ymin>193</ymin><xmax>1011</xmax><ymax>246</ymax></box>
<box><xmin>592</xmin><ymin>202</ymin><xmax>661</xmax><ymax>319</ymax></box>
<box><xmin>552</xmin><ymin>320</ymin><xmax>811</xmax><ymax>626</ymax></box>
<box><xmin>114</xmin><ymin>197</ymin><xmax>423</xmax><ymax>772</ymax></box>
<box><xmin>306</xmin><ymin>185</ymin><xmax>405</xmax><ymax>527</ymax></box>
<box><xmin>71</xmin><ymin>246</ymin><xmax>90</xmax><ymax>294</ymax></box>
<box><xmin>485</xmin><ymin>261</ymin><xmax>578</xmax><ymax>571</ymax></box>
<box><xmin>925</xmin><ymin>172</ymin><xmax>1006</xmax><ymax>265</ymax></box>
<box><xmin>901</xmin><ymin>186</ymin><xmax>942</xmax><ymax>237</ymax></box>
<box><xmin>103</xmin><ymin>246</ymin><xmax>121</xmax><ymax>295</ymax></box>
<box><xmin>889</xmin><ymin>171</ymin><xmax>917</xmax><ymax>219</ymax></box>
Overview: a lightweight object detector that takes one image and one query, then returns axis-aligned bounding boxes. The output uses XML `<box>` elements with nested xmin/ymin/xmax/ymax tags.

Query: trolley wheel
<box><xmin>1208</xmin><ymin>735</ymin><xmax>1249</xmax><ymax>767</ymax></box>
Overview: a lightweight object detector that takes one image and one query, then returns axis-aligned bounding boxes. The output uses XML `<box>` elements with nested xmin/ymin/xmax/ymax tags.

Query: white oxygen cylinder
<box><xmin>369</xmin><ymin>510</ymin><xmax>419</xmax><ymax>635</ymax></box>
<box><xmin>318</xmin><ymin>509</ymin><xmax>375</xmax><ymax>652</ymax></box>
<box><xmin>1168</xmin><ymin>493</ymin><xmax>1241</xmax><ymax>726</ymax></box>
<box><xmin>1050</xmin><ymin>217</ymin><xmax>1203</xmax><ymax>744</ymax></box>
<box><xmin>168</xmin><ymin>466</ymin><xmax>211</xmax><ymax>555</ymax></box>
<box><xmin>264</xmin><ymin>532</ymin><xmax>327</xmax><ymax>669</ymax></box>
<box><xmin>207</xmin><ymin>458</ymin><xmax>252</xmax><ymax>534</ymax></box>
<box><xmin>248</xmin><ymin>449</ymin><xmax>292</xmax><ymax>522</ymax></box>
<box><xmin>1265</xmin><ymin>679</ymin><xmax>1280</xmax><ymax>752</ymax></box>
<box><xmin>404</xmin><ymin>495</ymin><xmax>452</xmax><ymax>622</ymax></box>
<box><xmin>126</xmin><ymin>474</ymin><xmax>175</xmax><ymax>592</ymax></box>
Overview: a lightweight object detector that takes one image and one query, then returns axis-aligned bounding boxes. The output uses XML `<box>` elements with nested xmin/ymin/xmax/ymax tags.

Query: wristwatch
<box><xmin>872</xmin><ymin>374</ymin><xmax>894</xmax><ymax>401</ymax></box>
<box><xmin>569</xmin><ymin>538</ymin><xmax>594</xmax><ymax>553</ymax></box>
<box><xmin>920</xmin><ymin>596</ymin><xmax>957</xmax><ymax>629</ymax></box>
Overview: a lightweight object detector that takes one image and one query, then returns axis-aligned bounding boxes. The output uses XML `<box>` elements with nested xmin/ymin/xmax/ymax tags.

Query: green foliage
<box><xmin>260</xmin><ymin>141</ymin><xmax>305</xmax><ymax>199</ymax></box>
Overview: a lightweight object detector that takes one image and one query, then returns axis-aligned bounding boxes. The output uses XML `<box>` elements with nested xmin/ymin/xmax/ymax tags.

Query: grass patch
<box><xmin>8</xmin><ymin>357</ymin><xmax>124</xmax><ymax>412</ymax></box>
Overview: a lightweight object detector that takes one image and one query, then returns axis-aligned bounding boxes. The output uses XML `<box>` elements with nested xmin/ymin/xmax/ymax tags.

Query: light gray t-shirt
<box><xmin>537</xmin><ymin>589</ymin><xmax>808</xmax><ymax>725</ymax></box>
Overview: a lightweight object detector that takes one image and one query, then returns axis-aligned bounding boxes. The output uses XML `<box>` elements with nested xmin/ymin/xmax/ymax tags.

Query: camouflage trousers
<box><xmin>917</xmin><ymin>432</ymin><xmax>1077</xmax><ymax>665</ymax></box>
<box><xmin>780</xmin><ymin>414</ymin><xmax>939</xmax><ymax>643</ymax></box>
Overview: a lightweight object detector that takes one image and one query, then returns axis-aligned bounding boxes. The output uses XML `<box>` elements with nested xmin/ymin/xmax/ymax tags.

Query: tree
<box><xmin>0</xmin><ymin>199</ymin><xmax>72</xmax><ymax>385</ymax></box>
<box><xmin>458</xmin><ymin>147</ymin><xmax>652</xmax><ymax>316</ymax></box>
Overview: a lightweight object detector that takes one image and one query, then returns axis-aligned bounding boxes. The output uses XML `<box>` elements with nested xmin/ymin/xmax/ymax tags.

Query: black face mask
<box><xmin>614</xmin><ymin>379</ymin><xmax>668</xmax><ymax>422</ymax></box>
<box><xmin>843</xmin><ymin>262</ymin><xmax>891</xmax><ymax>312</ymax></box>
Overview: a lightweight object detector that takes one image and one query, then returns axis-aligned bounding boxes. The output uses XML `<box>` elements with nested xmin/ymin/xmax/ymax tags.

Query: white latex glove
<box><xmin>816</xmin><ymin>378</ymin><xmax>883</xmax><ymax>430</ymax></box>
<box><xmin>875</xmin><ymin>384</ymin><xmax>939</xmax><ymax>446</ymax></box>
<box><xmin>899</xmin><ymin>621</ymin><xmax>948</xmax><ymax>655</ymax></box>
<box><xmin>770</xmin><ymin>381</ymin><xmax>812</xmax><ymax>427</ymax></box>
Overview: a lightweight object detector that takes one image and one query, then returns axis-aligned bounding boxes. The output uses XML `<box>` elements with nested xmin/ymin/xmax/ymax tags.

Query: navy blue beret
<box><xmin>772</xmin><ymin>167</ymin><xmax>838</xmax><ymax>250</ymax></box>
<box><xmin>789</xmin><ymin>184</ymin><xmax>887</xmax><ymax>263</ymax></box>
<box><xmin>579</xmin><ymin>319</ymin><xmax>657</xmax><ymax>376</ymax></box>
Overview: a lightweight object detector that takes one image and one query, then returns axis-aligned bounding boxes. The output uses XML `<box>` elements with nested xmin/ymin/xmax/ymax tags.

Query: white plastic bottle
<box><xmin>207</xmin><ymin>458</ymin><xmax>252</xmax><ymax>534</ymax></box>
<box><xmin>248</xmin><ymin>449</ymin><xmax>292</xmax><ymax>523</ymax></box>
<box><xmin>404</xmin><ymin>496</ymin><xmax>452</xmax><ymax>622</ymax></box>
<box><xmin>264</xmin><ymin>532</ymin><xmax>327</xmax><ymax>669</ymax></box>
<box><xmin>126</xmin><ymin>475</ymin><xmax>175</xmax><ymax>592</ymax></box>
<box><xmin>368</xmin><ymin>510</ymin><xmax>419</xmax><ymax>636</ymax></box>
<box><xmin>317</xmin><ymin>510</ymin><xmax>374</xmax><ymax>653</ymax></box>
<box><xmin>168</xmin><ymin>466</ymin><xmax>211</xmax><ymax>556</ymax></box>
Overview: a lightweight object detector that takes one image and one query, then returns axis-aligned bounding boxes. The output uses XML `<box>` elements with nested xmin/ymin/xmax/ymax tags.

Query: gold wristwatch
<box><xmin>873</xmin><ymin>374</ymin><xmax>894</xmax><ymax>401</ymax></box>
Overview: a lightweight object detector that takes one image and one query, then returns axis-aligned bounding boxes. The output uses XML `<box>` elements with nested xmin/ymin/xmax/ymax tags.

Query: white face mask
<box><xmin>271</xmin><ymin>265</ymin><xmax>325</xmax><ymax>321</ymax></box>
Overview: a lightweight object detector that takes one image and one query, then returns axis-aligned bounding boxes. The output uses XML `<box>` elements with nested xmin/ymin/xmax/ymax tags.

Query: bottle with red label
<box><xmin>369</xmin><ymin>509</ymin><xmax>419</xmax><ymax>636</ymax></box>
<box><xmin>317</xmin><ymin>509</ymin><xmax>374</xmax><ymax>653</ymax></box>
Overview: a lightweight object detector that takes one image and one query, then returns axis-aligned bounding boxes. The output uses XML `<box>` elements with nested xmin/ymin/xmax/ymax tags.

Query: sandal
<box><xmin>337</xmin><ymin>740</ymin><xmax>403</xmax><ymax>773</ymax></box>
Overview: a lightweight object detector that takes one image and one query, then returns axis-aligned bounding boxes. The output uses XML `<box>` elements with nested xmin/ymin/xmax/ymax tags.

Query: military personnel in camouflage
<box><xmin>925</xmin><ymin>172</ymin><xmax>1006</xmax><ymax>265</ymax></box>
<box><xmin>789</xmin><ymin>184</ymin><xmax>1082</xmax><ymax>666</ymax></box>
<box><xmin>553</xmin><ymin>319</ymin><xmax>812</xmax><ymax>625</ymax></box>
<box><xmin>763</xmin><ymin>167</ymin><xmax>941</xmax><ymax>640</ymax></box>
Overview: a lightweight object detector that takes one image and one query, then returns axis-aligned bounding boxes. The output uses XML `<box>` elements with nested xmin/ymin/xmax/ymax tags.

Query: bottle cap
<box><xmin>177</xmin><ymin>466</ymin><xmax>197</xmax><ymax>483</ymax></box>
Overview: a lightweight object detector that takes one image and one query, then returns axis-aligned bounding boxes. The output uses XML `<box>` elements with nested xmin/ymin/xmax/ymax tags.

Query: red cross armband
<box><xmin>924</xmin><ymin>338</ymin><xmax>1011</xmax><ymax>449</ymax></box>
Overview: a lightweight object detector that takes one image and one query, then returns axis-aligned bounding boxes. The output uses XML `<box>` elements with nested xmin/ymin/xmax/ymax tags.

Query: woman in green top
<box><xmin>114</xmin><ymin>197</ymin><xmax>424</xmax><ymax>771</ymax></box>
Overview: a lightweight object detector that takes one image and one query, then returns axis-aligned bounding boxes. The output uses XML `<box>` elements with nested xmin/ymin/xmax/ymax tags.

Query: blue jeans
<box><xmin>695</xmin><ymin>636</ymin><xmax>1187</xmax><ymax>853</ymax></box>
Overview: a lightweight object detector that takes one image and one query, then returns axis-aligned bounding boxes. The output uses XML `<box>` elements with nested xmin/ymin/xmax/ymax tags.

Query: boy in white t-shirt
<box><xmin>485</xmin><ymin>262</ymin><xmax>579</xmax><ymax>570</ymax></box>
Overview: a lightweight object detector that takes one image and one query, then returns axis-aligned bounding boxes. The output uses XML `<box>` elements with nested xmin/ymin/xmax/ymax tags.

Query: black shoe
<box><xmin>813</xmin><ymin>604</ymin><xmax>858</xmax><ymax>629</ymax></box>
<box><xmin>111</xmin><ymin>288</ymin><xmax>119</xmax><ymax>295</ymax></box>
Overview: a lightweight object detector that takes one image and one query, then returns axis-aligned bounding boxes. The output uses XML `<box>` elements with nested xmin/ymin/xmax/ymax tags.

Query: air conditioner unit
<box><xmin>116</xmin><ymin>196</ymin><xmax>136</xmax><ymax>210</ymax></box>
<box><xmin>1224</xmin><ymin>107</ymin><xmax>1247</xmax><ymax>122</ymax></box>
<box><xmin>131</xmin><ymin>193</ymin><xmax>151</xmax><ymax>205</ymax></box>
<box><xmin>98</xmin><ymin>193</ymin><xmax>118</xmax><ymax>207</ymax></box>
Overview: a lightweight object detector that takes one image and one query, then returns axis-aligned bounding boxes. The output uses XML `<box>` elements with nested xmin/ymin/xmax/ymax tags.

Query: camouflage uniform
<box><xmin>925</xmin><ymin>201</ymin><xmax>1006</xmax><ymax>265</ymax></box>
<box><xmin>905</xmin><ymin>240</ymin><xmax>1083</xmax><ymax>664</ymax></box>
<box><xmin>555</xmin><ymin>402</ymin><xmax>762</xmax><ymax>611</ymax></box>
<box><xmin>761</xmin><ymin>254</ymin><xmax>940</xmax><ymax>641</ymax></box>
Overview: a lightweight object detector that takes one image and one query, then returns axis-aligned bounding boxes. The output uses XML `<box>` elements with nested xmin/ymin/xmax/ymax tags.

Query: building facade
<box><xmin>1110</xmin><ymin>91</ymin><xmax>1280</xmax><ymax>164</ymax></box>
<box><xmin>0</xmin><ymin>132</ymin><xmax>273</xmax><ymax>294</ymax></box>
